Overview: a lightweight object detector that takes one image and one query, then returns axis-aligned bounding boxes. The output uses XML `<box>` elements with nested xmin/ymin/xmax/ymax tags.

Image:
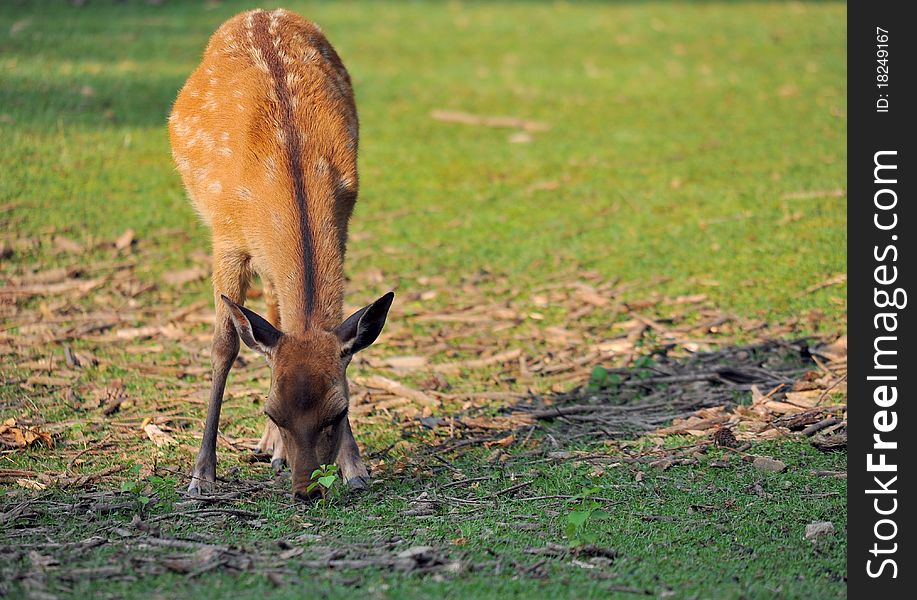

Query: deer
<box><xmin>168</xmin><ymin>9</ymin><xmax>393</xmax><ymax>499</ymax></box>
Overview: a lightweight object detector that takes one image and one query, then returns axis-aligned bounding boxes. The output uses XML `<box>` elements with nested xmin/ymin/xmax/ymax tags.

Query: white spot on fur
<box><xmin>208</xmin><ymin>181</ymin><xmax>223</xmax><ymax>194</ymax></box>
<box><xmin>172</xmin><ymin>120</ymin><xmax>191</xmax><ymax>138</ymax></box>
<box><xmin>197</xmin><ymin>130</ymin><xmax>215</xmax><ymax>151</ymax></box>
<box><xmin>250</xmin><ymin>47</ymin><xmax>269</xmax><ymax>72</ymax></box>
<box><xmin>264</xmin><ymin>157</ymin><xmax>278</xmax><ymax>181</ymax></box>
<box><xmin>338</xmin><ymin>175</ymin><xmax>355</xmax><ymax>191</ymax></box>
<box><xmin>269</xmin><ymin>13</ymin><xmax>280</xmax><ymax>35</ymax></box>
<box><xmin>270</xmin><ymin>209</ymin><xmax>284</xmax><ymax>231</ymax></box>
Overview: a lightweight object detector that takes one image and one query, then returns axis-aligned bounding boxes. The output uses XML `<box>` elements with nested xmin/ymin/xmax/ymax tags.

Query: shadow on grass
<box><xmin>402</xmin><ymin>337</ymin><xmax>823</xmax><ymax>462</ymax></box>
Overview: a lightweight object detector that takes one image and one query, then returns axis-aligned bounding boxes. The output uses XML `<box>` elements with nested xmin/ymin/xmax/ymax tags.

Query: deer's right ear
<box><xmin>221</xmin><ymin>295</ymin><xmax>283</xmax><ymax>358</ymax></box>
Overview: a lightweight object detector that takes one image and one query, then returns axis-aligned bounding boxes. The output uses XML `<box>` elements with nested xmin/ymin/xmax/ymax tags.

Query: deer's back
<box><xmin>169</xmin><ymin>9</ymin><xmax>358</xmax><ymax>254</ymax></box>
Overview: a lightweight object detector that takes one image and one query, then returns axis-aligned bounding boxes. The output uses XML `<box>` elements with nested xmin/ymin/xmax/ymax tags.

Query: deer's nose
<box><xmin>293</xmin><ymin>486</ymin><xmax>322</xmax><ymax>503</ymax></box>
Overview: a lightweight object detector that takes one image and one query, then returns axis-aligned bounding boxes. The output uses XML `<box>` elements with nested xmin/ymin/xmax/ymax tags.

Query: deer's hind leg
<box><xmin>188</xmin><ymin>246</ymin><xmax>251</xmax><ymax>494</ymax></box>
<box><xmin>262</xmin><ymin>275</ymin><xmax>280</xmax><ymax>331</ymax></box>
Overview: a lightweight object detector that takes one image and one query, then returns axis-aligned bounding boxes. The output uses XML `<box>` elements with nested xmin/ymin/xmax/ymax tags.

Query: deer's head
<box><xmin>221</xmin><ymin>292</ymin><xmax>393</xmax><ymax>499</ymax></box>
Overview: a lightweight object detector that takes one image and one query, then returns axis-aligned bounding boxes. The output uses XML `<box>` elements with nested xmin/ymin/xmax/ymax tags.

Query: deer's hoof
<box><xmin>346</xmin><ymin>475</ymin><xmax>370</xmax><ymax>491</ymax></box>
<box><xmin>187</xmin><ymin>475</ymin><xmax>214</xmax><ymax>495</ymax></box>
<box><xmin>271</xmin><ymin>458</ymin><xmax>287</xmax><ymax>473</ymax></box>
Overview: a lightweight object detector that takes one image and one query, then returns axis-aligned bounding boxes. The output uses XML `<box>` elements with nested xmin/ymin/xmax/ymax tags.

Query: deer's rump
<box><xmin>168</xmin><ymin>9</ymin><xmax>359</xmax><ymax>232</ymax></box>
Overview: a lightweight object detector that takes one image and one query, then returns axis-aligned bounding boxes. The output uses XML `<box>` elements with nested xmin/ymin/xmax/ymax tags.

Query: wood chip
<box><xmin>162</xmin><ymin>266</ymin><xmax>208</xmax><ymax>287</ymax></box>
<box><xmin>432</xmin><ymin>349</ymin><xmax>523</xmax><ymax>373</ymax></box>
<box><xmin>351</xmin><ymin>375</ymin><xmax>437</xmax><ymax>406</ymax></box>
<box><xmin>752</xmin><ymin>456</ymin><xmax>787</xmax><ymax>473</ymax></box>
<box><xmin>431</xmin><ymin>110</ymin><xmax>550</xmax><ymax>132</ymax></box>
<box><xmin>805</xmin><ymin>521</ymin><xmax>835</xmax><ymax>541</ymax></box>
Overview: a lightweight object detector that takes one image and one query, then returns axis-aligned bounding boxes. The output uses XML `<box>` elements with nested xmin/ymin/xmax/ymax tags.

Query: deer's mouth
<box><xmin>293</xmin><ymin>487</ymin><xmax>322</xmax><ymax>503</ymax></box>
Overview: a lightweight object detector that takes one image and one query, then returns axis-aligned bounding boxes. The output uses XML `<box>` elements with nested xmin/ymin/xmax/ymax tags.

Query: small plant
<box><xmin>306</xmin><ymin>463</ymin><xmax>339</xmax><ymax>505</ymax></box>
<box><xmin>633</xmin><ymin>355</ymin><xmax>656</xmax><ymax>379</ymax></box>
<box><xmin>148</xmin><ymin>474</ymin><xmax>179</xmax><ymax>507</ymax></box>
<box><xmin>119</xmin><ymin>465</ymin><xmax>178</xmax><ymax>509</ymax></box>
<box><xmin>587</xmin><ymin>366</ymin><xmax>608</xmax><ymax>391</ymax></box>
<box><xmin>120</xmin><ymin>464</ymin><xmax>152</xmax><ymax>508</ymax></box>
<box><xmin>565</xmin><ymin>487</ymin><xmax>611</xmax><ymax>546</ymax></box>
<box><xmin>588</xmin><ymin>366</ymin><xmax>624</xmax><ymax>391</ymax></box>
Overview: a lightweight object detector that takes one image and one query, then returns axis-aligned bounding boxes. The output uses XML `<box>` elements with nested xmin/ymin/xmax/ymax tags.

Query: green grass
<box><xmin>1</xmin><ymin>0</ymin><xmax>846</xmax><ymax>324</ymax></box>
<box><xmin>4</xmin><ymin>442</ymin><xmax>846</xmax><ymax>599</ymax></box>
<box><xmin>1</xmin><ymin>1</ymin><xmax>846</xmax><ymax>598</ymax></box>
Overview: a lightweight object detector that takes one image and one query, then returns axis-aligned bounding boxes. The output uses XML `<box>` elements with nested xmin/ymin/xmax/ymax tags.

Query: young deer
<box><xmin>169</xmin><ymin>9</ymin><xmax>393</xmax><ymax>499</ymax></box>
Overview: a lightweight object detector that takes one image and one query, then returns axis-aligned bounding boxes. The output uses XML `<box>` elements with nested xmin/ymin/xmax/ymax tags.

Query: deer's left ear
<box><xmin>335</xmin><ymin>291</ymin><xmax>394</xmax><ymax>356</ymax></box>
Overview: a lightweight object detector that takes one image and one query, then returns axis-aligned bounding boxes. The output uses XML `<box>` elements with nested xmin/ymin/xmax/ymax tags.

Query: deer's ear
<box><xmin>335</xmin><ymin>292</ymin><xmax>394</xmax><ymax>356</ymax></box>
<box><xmin>221</xmin><ymin>295</ymin><xmax>283</xmax><ymax>358</ymax></box>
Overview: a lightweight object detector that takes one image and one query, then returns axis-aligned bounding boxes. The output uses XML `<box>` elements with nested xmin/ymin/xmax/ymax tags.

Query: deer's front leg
<box><xmin>336</xmin><ymin>417</ymin><xmax>369</xmax><ymax>489</ymax></box>
<box><xmin>189</xmin><ymin>254</ymin><xmax>247</xmax><ymax>494</ymax></box>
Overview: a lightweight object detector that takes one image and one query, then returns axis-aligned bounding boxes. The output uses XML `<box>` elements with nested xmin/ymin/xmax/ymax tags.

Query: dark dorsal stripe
<box><xmin>251</xmin><ymin>11</ymin><xmax>316</xmax><ymax>323</ymax></box>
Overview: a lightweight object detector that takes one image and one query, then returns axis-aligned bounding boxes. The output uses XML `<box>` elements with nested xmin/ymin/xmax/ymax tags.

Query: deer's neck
<box><xmin>275</xmin><ymin>225</ymin><xmax>346</xmax><ymax>335</ymax></box>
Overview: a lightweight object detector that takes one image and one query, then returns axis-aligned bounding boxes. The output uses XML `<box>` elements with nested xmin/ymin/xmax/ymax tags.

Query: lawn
<box><xmin>1</xmin><ymin>1</ymin><xmax>846</xmax><ymax>599</ymax></box>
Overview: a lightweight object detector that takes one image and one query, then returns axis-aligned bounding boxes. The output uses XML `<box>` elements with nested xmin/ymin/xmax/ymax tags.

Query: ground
<box><xmin>1</xmin><ymin>1</ymin><xmax>846</xmax><ymax>599</ymax></box>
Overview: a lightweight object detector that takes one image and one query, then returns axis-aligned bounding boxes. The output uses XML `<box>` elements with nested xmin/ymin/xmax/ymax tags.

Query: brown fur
<box><xmin>170</xmin><ymin>8</ymin><xmax>357</xmax><ymax>332</ymax></box>
<box><xmin>169</xmin><ymin>9</ymin><xmax>387</xmax><ymax>499</ymax></box>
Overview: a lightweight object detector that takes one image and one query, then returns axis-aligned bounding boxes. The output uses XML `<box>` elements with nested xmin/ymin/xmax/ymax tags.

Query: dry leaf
<box><xmin>0</xmin><ymin>418</ymin><xmax>54</xmax><ymax>449</ymax></box>
<box><xmin>115</xmin><ymin>228</ymin><xmax>136</xmax><ymax>251</ymax></box>
<box><xmin>143</xmin><ymin>423</ymin><xmax>177</xmax><ymax>447</ymax></box>
<box><xmin>162</xmin><ymin>266</ymin><xmax>208</xmax><ymax>287</ymax></box>
<box><xmin>53</xmin><ymin>235</ymin><xmax>83</xmax><ymax>254</ymax></box>
<box><xmin>484</xmin><ymin>434</ymin><xmax>515</xmax><ymax>448</ymax></box>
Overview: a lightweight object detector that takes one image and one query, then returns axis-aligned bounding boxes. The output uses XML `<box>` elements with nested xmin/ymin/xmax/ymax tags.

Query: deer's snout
<box><xmin>293</xmin><ymin>486</ymin><xmax>322</xmax><ymax>503</ymax></box>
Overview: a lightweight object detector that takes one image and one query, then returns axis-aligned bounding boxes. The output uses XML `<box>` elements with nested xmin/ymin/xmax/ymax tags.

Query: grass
<box><xmin>1</xmin><ymin>1</ymin><xmax>846</xmax><ymax>598</ymax></box>
<box><xmin>5</xmin><ymin>442</ymin><xmax>846</xmax><ymax>599</ymax></box>
<box><xmin>1</xmin><ymin>0</ymin><xmax>846</xmax><ymax>324</ymax></box>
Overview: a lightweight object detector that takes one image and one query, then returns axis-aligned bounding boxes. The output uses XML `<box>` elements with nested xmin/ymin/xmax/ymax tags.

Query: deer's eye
<box><xmin>264</xmin><ymin>410</ymin><xmax>281</xmax><ymax>426</ymax></box>
<box><xmin>321</xmin><ymin>408</ymin><xmax>348</xmax><ymax>431</ymax></box>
